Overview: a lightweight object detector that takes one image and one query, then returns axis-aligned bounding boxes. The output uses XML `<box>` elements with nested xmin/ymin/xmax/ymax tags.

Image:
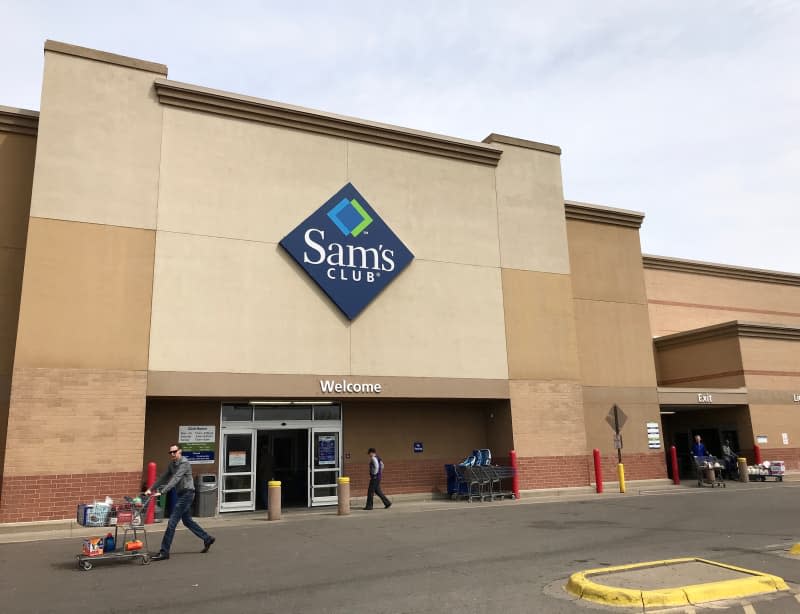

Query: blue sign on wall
<box><xmin>413</xmin><ymin>442</ymin><xmax>423</xmax><ymax>453</ymax></box>
<box><xmin>279</xmin><ymin>183</ymin><xmax>414</xmax><ymax>320</ymax></box>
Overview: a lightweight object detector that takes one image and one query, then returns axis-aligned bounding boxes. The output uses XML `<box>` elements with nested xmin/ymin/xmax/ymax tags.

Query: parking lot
<box><xmin>2</xmin><ymin>480</ymin><xmax>800</xmax><ymax>613</ymax></box>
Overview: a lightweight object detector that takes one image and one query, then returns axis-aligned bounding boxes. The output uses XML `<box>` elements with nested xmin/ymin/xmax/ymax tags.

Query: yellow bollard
<box><xmin>617</xmin><ymin>463</ymin><xmax>626</xmax><ymax>493</ymax></box>
<box><xmin>337</xmin><ymin>476</ymin><xmax>350</xmax><ymax>516</ymax></box>
<box><xmin>268</xmin><ymin>480</ymin><xmax>281</xmax><ymax>521</ymax></box>
<box><xmin>738</xmin><ymin>457</ymin><xmax>749</xmax><ymax>483</ymax></box>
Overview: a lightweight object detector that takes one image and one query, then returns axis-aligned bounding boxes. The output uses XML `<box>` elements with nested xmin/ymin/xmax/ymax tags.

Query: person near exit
<box><xmin>691</xmin><ymin>434</ymin><xmax>708</xmax><ymax>458</ymax></box>
<box><xmin>146</xmin><ymin>444</ymin><xmax>215</xmax><ymax>561</ymax></box>
<box><xmin>363</xmin><ymin>447</ymin><xmax>392</xmax><ymax>510</ymax></box>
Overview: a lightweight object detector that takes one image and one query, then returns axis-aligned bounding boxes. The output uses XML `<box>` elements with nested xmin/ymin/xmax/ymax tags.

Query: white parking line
<box><xmin>795</xmin><ymin>593</ymin><xmax>800</xmax><ymax>604</ymax></box>
<box><xmin>743</xmin><ymin>604</ymin><xmax>756</xmax><ymax>614</ymax></box>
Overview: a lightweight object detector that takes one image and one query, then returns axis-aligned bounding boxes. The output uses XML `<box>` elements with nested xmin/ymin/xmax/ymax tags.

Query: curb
<box><xmin>565</xmin><ymin>557</ymin><xmax>788</xmax><ymax>609</ymax></box>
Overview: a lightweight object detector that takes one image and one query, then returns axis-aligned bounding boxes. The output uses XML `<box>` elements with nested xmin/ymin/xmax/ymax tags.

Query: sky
<box><xmin>1</xmin><ymin>0</ymin><xmax>798</xmax><ymax>272</ymax></box>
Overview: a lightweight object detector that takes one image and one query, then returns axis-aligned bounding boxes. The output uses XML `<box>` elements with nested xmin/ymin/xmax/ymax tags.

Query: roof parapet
<box><xmin>0</xmin><ymin>105</ymin><xmax>39</xmax><ymax>136</ymax></box>
<box><xmin>154</xmin><ymin>79</ymin><xmax>503</xmax><ymax>166</ymax></box>
<box><xmin>564</xmin><ymin>200</ymin><xmax>645</xmax><ymax>229</ymax></box>
<box><xmin>654</xmin><ymin>320</ymin><xmax>800</xmax><ymax>349</ymax></box>
<box><xmin>482</xmin><ymin>133</ymin><xmax>561</xmax><ymax>155</ymax></box>
<box><xmin>44</xmin><ymin>40</ymin><xmax>167</xmax><ymax>75</ymax></box>
<box><xmin>643</xmin><ymin>255</ymin><xmax>800</xmax><ymax>286</ymax></box>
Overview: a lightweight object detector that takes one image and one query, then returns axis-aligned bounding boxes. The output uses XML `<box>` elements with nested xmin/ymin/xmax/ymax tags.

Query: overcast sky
<box><xmin>2</xmin><ymin>1</ymin><xmax>798</xmax><ymax>272</ymax></box>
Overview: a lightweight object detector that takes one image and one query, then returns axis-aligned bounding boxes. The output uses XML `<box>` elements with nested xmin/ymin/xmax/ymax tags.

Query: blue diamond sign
<box><xmin>279</xmin><ymin>183</ymin><xmax>414</xmax><ymax>320</ymax></box>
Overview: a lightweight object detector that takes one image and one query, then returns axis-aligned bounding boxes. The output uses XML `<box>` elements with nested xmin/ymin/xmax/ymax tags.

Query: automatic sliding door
<box><xmin>310</xmin><ymin>428</ymin><xmax>341</xmax><ymax>506</ymax></box>
<box><xmin>220</xmin><ymin>430</ymin><xmax>255</xmax><ymax>512</ymax></box>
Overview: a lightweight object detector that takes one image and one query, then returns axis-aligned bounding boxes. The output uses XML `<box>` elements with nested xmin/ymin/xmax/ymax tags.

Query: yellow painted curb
<box><xmin>790</xmin><ymin>543</ymin><xmax>800</xmax><ymax>555</ymax></box>
<box><xmin>565</xmin><ymin>557</ymin><xmax>787</xmax><ymax>608</ymax></box>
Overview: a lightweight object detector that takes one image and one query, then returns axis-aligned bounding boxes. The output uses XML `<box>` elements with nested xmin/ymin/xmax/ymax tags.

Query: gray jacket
<box><xmin>153</xmin><ymin>457</ymin><xmax>195</xmax><ymax>495</ymax></box>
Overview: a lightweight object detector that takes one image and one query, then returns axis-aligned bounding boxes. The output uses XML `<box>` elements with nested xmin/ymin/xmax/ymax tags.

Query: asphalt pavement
<box><xmin>3</xmin><ymin>480</ymin><xmax>800</xmax><ymax>613</ymax></box>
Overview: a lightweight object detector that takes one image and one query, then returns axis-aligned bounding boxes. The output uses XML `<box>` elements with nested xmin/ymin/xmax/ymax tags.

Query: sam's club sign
<box><xmin>280</xmin><ymin>183</ymin><xmax>414</xmax><ymax>319</ymax></box>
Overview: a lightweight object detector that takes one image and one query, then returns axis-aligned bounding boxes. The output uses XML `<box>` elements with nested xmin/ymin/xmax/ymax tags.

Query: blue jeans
<box><xmin>159</xmin><ymin>490</ymin><xmax>210</xmax><ymax>554</ymax></box>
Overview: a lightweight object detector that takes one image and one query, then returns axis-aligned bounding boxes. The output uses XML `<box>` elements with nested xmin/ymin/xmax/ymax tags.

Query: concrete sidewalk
<box><xmin>0</xmin><ymin>477</ymin><xmax>682</xmax><ymax>544</ymax></box>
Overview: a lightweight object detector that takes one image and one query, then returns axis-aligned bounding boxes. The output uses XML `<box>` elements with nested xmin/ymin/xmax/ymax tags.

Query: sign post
<box><xmin>606</xmin><ymin>404</ymin><xmax>627</xmax><ymax>493</ymax></box>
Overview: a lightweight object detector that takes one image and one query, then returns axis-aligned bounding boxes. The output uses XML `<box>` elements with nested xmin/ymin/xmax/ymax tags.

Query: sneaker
<box><xmin>201</xmin><ymin>536</ymin><xmax>215</xmax><ymax>553</ymax></box>
<box><xmin>362</xmin><ymin>507</ymin><xmax>373</xmax><ymax>510</ymax></box>
<box><xmin>151</xmin><ymin>551</ymin><xmax>170</xmax><ymax>561</ymax></box>
<box><xmin>384</xmin><ymin>502</ymin><xmax>392</xmax><ymax>509</ymax></box>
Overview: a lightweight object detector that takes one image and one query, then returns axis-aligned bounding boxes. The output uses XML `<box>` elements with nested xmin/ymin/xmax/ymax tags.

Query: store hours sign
<box><xmin>280</xmin><ymin>183</ymin><xmax>414</xmax><ymax>319</ymax></box>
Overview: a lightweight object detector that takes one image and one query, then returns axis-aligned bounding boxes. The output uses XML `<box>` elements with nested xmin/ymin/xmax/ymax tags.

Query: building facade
<box><xmin>0</xmin><ymin>41</ymin><xmax>797</xmax><ymax>523</ymax></box>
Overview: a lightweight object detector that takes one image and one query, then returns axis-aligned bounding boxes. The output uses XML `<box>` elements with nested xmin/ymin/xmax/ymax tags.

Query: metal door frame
<box><xmin>310</xmin><ymin>426</ymin><xmax>342</xmax><ymax>507</ymax></box>
<box><xmin>220</xmin><ymin>429</ymin><xmax>256</xmax><ymax>512</ymax></box>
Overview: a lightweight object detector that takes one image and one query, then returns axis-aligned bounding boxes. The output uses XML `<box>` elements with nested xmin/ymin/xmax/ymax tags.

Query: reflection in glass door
<box><xmin>310</xmin><ymin>428</ymin><xmax>341</xmax><ymax>506</ymax></box>
<box><xmin>220</xmin><ymin>430</ymin><xmax>255</xmax><ymax>512</ymax></box>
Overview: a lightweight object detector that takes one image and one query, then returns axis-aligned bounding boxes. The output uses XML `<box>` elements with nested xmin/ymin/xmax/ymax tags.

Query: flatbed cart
<box><xmin>748</xmin><ymin>460</ymin><xmax>785</xmax><ymax>482</ymax></box>
<box><xmin>76</xmin><ymin>494</ymin><xmax>153</xmax><ymax>571</ymax></box>
<box><xmin>693</xmin><ymin>455</ymin><xmax>725</xmax><ymax>488</ymax></box>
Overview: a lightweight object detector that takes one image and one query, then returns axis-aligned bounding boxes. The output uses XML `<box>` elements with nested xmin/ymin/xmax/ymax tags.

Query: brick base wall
<box><xmin>0</xmin><ymin>471</ymin><xmax>142</xmax><ymax>523</ymax></box>
<box><xmin>344</xmin><ymin>452</ymin><xmax>668</xmax><ymax>497</ymax></box>
<box><xmin>749</xmin><ymin>448</ymin><xmax>800</xmax><ymax>470</ymax></box>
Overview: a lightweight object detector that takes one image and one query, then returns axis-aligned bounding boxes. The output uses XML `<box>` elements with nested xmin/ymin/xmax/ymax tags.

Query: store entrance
<box><xmin>256</xmin><ymin>430</ymin><xmax>308</xmax><ymax>509</ymax></box>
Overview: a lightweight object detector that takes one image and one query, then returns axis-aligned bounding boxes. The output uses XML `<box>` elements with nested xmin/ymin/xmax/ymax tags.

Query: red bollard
<box><xmin>669</xmin><ymin>445</ymin><xmax>680</xmax><ymax>485</ymax></box>
<box><xmin>145</xmin><ymin>461</ymin><xmax>157</xmax><ymax>525</ymax></box>
<box><xmin>593</xmin><ymin>449</ymin><xmax>603</xmax><ymax>493</ymax></box>
<box><xmin>509</xmin><ymin>450</ymin><xmax>520</xmax><ymax>500</ymax></box>
<box><xmin>754</xmin><ymin>444</ymin><xmax>762</xmax><ymax>465</ymax></box>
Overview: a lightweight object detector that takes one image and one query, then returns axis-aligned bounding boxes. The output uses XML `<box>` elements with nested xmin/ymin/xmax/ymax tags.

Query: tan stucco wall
<box><xmin>29</xmin><ymin>49</ymin><xmax>164</xmax><ymax>229</ymax></box>
<box><xmin>501</xmin><ymin>269</ymin><xmax>580</xmax><ymax>380</ymax></box>
<box><xmin>14</xmin><ymin>218</ymin><xmax>155</xmax><ymax>370</ymax></box>
<box><xmin>740</xmin><ymin>337</ymin><xmax>800</xmax><ymax>391</ymax></box>
<box><xmin>509</xmin><ymin>380</ymin><xmax>586</xmax><ymax>457</ymax></box>
<box><xmin>655</xmin><ymin>337</ymin><xmax>744</xmax><ymax>387</ymax></box>
<box><xmin>582</xmin><ymin>387</ymin><xmax>661</xmax><ymax>455</ymax></box>
<box><xmin>645</xmin><ymin>269</ymin><xmax>800</xmax><ymax>337</ymax></box>
<box><xmin>0</xmin><ymin>130</ymin><xmax>36</xmax><ymax>478</ymax></box>
<box><xmin>151</xmin><ymin>108</ymin><xmax>519</xmax><ymax>380</ymax></box>
<box><xmin>493</xmin><ymin>144</ymin><xmax>570</xmax><ymax>273</ymax></box>
<box><xmin>748</xmin><ymin>404</ymin><xmax>800</xmax><ymax>452</ymax></box>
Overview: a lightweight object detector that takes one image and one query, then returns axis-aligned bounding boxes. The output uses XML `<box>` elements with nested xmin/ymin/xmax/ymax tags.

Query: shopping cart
<box><xmin>75</xmin><ymin>494</ymin><xmax>153</xmax><ymax>570</ymax></box>
<box><xmin>693</xmin><ymin>455</ymin><xmax>725</xmax><ymax>488</ymax></box>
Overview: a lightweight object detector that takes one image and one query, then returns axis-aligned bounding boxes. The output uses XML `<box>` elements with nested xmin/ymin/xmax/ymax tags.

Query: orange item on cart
<box><xmin>82</xmin><ymin>537</ymin><xmax>104</xmax><ymax>556</ymax></box>
<box><xmin>124</xmin><ymin>540</ymin><xmax>143</xmax><ymax>551</ymax></box>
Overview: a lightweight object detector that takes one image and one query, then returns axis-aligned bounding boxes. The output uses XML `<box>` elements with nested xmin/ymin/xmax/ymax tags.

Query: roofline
<box><xmin>44</xmin><ymin>40</ymin><xmax>167</xmax><ymax>75</ymax></box>
<box><xmin>643</xmin><ymin>254</ymin><xmax>800</xmax><ymax>286</ymax></box>
<box><xmin>482</xmin><ymin>133</ymin><xmax>561</xmax><ymax>155</ymax></box>
<box><xmin>654</xmin><ymin>320</ymin><xmax>800</xmax><ymax>349</ymax></box>
<box><xmin>564</xmin><ymin>200</ymin><xmax>645</xmax><ymax>229</ymax></box>
<box><xmin>154</xmin><ymin>79</ymin><xmax>503</xmax><ymax>166</ymax></box>
<box><xmin>0</xmin><ymin>105</ymin><xmax>39</xmax><ymax>136</ymax></box>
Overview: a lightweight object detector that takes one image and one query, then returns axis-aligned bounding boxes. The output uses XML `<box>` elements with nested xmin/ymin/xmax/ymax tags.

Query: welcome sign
<box><xmin>280</xmin><ymin>183</ymin><xmax>414</xmax><ymax>319</ymax></box>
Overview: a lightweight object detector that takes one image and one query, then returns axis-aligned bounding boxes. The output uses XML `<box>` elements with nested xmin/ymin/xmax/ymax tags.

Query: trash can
<box><xmin>194</xmin><ymin>474</ymin><xmax>218</xmax><ymax>517</ymax></box>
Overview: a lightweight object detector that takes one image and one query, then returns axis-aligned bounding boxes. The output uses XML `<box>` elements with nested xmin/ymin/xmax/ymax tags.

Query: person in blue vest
<box><xmin>691</xmin><ymin>435</ymin><xmax>708</xmax><ymax>458</ymax></box>
<box><xmin>363</xmin><ymin>447</ymin><xmax>392</xmax><ymax>510</ymax></box>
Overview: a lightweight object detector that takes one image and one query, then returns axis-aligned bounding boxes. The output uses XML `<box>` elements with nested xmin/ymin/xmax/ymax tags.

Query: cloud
<box><xmin>1</xmin><ymin>0</ymin><xmax>797</xmax><ymax>270</ymax></box>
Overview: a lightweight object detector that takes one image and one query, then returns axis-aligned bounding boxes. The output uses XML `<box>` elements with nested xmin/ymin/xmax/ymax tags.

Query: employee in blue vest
<box><xmin>363</xmin><ymin>447</ymin><xmax>392</xmax><ymax>510</ymax></box>
<box><xmin>691</xmin><ymin>435</ymin><xmax>708</xmax><ymax>458</ymax></box>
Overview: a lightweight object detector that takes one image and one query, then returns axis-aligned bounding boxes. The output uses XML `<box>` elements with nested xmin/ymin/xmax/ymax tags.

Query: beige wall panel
<box><xmin>645</xmin><ymin>269</ymin><xmax>800</xmax><ymax>336</ymax></box>
<box><xmin>157</xmin><ymin>109</ymin><xmax>348</xmax><ymax>241</ymax></box>
<box><xmin>655</xmin><ymin>337</ymin><xmax>743</xmax><ymax>386</ymax></box>
<box><xmin>509</xmin><ymin>380</ymin><xmax>585</xmax><ymax>457</ymax></box>
<box><xmin>567</xmin><ymin>219</ymin><xmax>648</xmax><ymax>304</ymax></box>
<box><xmin>343</xmin><ymin>400</ymin><xmax>489</xmax><ymax>461</ymax></box>
<box><xmin>583</xmin><ymin>397</ymin><xmax>662</xmax><ymax>455</ymax></box>
<box><xmin>149</xmin><ymin>231</ymin><xmax>349</xmax><ymax>374</ymax></box>
<box><xmin>14</xmin><ymin>219</ymin><xmax>155</xmax><ymax>370</ymax></box>
<box><xmin>647</xmin><ymin>303</ymin><xmax>800</xmax><ymax>338</ymax></box>
<box><xmin>749</xmin><ymin>404</ymin><xmax>800</xmax><ymax>451</ymax></box>
<box><xmin>350</xmin><ymin>260</ymin><xmax>508</xmax><ymax>379</ymax></box>
<box><xmin>501</xmin><ymin>269</ymin><xmax>580</xmax><ymax>380</ymax></box>
<box><xmin>745</xmin><ymin>374</ymin><xmax>800</xmax><ymax>392</ymax></box>
<box><xmin>573</xmin><ymin>299</ymin><xmax>658</xmax><ymax>387</ymax></box>
<box><xmin>347</xmin><ymin>142</ymin><xmax>499</xmax><ymax>267</ymax></box>
<box><xmin>740</xmin><ymin>338</ymin><xmax>800</xmax><ymax>375</ymax></box>
<box><xmin>3</xmin><ymin>368</ymin><xmax>146</xmax><ymax>475</ymax></box>
<box><xmin>29</xmin><ymin>52</ymin><xmax>163</xmax><ymax>229</ymax></box>
<box><xmin>0</xmin><ymin>133</ymin><xmax>35</xmax><ymax>250</ymax></box>
<box><xmin>0</xmin><ymin>248</ymin><xmax>25</xmax><ymax>373</ymax></box>
<box><xmin>0</xmin><ymin>373</ymin><xmax>9</xmax><ymax>477</ymax></box>
<box><xmin>144</xmin><ymin>399</ymin><xmax>220</xmax><ymax>476</ymax></box>
<box><xmin>494</xmin><ymin>145</ymin><xmax>570</xmax><ymax>273</ymax></box>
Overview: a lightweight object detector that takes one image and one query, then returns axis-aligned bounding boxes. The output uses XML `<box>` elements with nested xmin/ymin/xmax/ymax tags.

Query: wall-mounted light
<box><xmin>249</xmin><ymin>400</ymin><xmax>334</xmax><ymax>406</ymax></box>
<box><xmin>659</xmin><ymin>411</ymin><xmax>676</xmax><ymax>415</ymax></box>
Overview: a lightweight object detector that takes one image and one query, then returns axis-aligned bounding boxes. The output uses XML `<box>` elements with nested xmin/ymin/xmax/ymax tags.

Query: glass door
<box><xmin>220</xmin><ymin>429</ymin><xmax>255</xmax><ymax>512</ymax></box>
<box><xmin>310</xmin><ymin>428</ymin><xmax>341</xmax><ymax>506</ymax></box>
